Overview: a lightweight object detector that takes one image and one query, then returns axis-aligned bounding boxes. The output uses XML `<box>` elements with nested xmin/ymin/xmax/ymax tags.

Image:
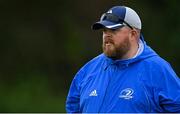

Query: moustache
<box><xmin>103</xmin><ymin>37</ymin><xmax>114</xmax><ymax>44</ymax></box>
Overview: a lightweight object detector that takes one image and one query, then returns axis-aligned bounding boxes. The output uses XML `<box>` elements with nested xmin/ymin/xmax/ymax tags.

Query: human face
<box><xmin>102</xmin><ymin>27</ymin><xmax>132</xmax><ymax>60</ymax></box>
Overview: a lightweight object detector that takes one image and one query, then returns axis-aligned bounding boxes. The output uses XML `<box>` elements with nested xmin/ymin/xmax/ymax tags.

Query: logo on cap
<box><xmin>107</xmin><ymin>10</ymin><xmax>112</xmax><ymax>14</ymax></box>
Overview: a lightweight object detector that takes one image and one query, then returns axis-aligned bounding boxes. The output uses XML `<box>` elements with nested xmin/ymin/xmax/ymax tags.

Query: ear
<box><xmin>130</xmin><ymin>30</ymin><xmax>138</xmax><ymax>40</ymax></box>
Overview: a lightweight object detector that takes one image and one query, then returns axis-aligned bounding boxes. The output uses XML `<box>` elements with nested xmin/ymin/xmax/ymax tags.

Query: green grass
<box><xmin>0</xmin><ymin>74</ymin><xmax>66</xmax><ymax>112</ymax></box>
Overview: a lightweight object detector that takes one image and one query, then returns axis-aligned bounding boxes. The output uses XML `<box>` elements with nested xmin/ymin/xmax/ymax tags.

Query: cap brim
<box><xmin>92</xmin><ymin>20</ymin><xmax>124</xmax><ymax>30</ymax></box>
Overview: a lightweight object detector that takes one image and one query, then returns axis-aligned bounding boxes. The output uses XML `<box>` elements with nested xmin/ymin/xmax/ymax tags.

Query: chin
<box><xmin>104</xmin><ymin>51</ymin><xmax>116</xmax><ymax>58</ymax></box>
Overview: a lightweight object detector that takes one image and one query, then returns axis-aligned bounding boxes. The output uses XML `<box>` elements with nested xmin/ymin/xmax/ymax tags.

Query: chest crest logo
<box><xmin>119</xmin><ymin>88</ymin><xmax>134</xmax><ymax>99</ymax></box>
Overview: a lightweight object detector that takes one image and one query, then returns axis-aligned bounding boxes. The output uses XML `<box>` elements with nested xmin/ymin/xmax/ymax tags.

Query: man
<box><xmin>66</xmin><ymin>6</ymin><xmax>180</xmax><ymax>113</ymax></box>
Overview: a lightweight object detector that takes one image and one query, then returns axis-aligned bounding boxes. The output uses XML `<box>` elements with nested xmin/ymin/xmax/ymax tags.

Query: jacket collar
<box><xmin>103</xmin><ymin>34</ymin><xmax>157</xmax><ymax>70</ymax></box>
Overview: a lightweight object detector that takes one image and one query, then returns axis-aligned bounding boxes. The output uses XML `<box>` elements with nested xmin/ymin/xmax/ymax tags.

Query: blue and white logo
<box><xmin>119</xmin><ymin>88</ymin><xmax>134</xmax><ymax>99</ymax></box>
<box><xmin>107</xmin><ymin>10</ymin><xmax>112</xmax><ymax>14</ymax></box>
<box><xmin>89</xmin><ymin>90</ymin><xmax>98</xmax><ymax>97</ymax></box>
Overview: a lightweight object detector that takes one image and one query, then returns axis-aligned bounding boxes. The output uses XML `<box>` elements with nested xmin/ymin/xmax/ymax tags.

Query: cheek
<box><xmin>117</xmin><ymin>32</ymin><xmax>129</xmax><ymax>38</ymax></box>
<box><xmin>114</xmin><ymin>35</ymin><xmax>127</xmax><ymax>43</ymax></box>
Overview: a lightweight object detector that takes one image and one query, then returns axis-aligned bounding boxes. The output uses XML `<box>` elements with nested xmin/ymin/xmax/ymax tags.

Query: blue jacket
<box><xmin>66</xmin><ymin>36</ymin><xmax>180</xmax><ymax>113</ymax></box>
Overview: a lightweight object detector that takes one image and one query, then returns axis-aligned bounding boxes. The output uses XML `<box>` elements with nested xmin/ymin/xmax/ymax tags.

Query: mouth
<box><xmin>104</xmin><ymin>40</ymin><xmax>114</xmax><ymax>45</ymax></box>
<box><xmin>105</xmin><ymin>42</ymin><xmax>112</xmax><ymax>46</ymax></box>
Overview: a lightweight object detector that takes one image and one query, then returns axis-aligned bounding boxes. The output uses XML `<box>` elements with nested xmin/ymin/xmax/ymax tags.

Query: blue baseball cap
<box><xmin>92</xmin><ymin>6</ymin><xmax>142</xmax><ymax>30</ymax></box>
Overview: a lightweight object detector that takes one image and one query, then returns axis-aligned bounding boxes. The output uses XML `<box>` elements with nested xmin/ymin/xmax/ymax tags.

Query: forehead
<box><xmin>103</xmin><ymin>26</ymin><xmax>130</xmax><ymax>32</ymax></box>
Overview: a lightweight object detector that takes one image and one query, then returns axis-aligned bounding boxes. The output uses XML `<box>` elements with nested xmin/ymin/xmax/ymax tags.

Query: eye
<box><xmin>102</xmin><ymin>28</ymin><xmax>107</xmax><ymax>32</ymax></box>
<box><xmin>103</xmin><ymin>28</ymin><xmax>115</xmax><ymax>33</ymax></box>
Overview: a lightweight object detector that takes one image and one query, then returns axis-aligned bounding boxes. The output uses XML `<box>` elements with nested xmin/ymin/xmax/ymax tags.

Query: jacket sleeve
<box><xmin>66</xmin><ymin>69</ymin><xmax>84</xmax><ymax>113</ymax></box>
<box><xmin>153</xmin><ymin>62</ymin><xmax>180</xmax><ymax>112</ymax></box>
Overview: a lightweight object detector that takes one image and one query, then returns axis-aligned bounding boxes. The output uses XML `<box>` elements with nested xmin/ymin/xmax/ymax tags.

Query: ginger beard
<box><xmin>102</xmin><ymin>35</ymin><xmax>131</xmax><ymax>60</ymax></box>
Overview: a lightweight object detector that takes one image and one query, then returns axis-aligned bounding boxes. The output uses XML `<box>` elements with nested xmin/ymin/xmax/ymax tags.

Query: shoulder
<box><xmin>72</xmin><ymin>53</ymin><xmax>105</xmax><ymax>84</ymax></box>
<box><xmin>80</xmin><ymin>53</ymin><xmax>105</xmax><ymax>73</ymax></box>
<box><xmin>140</xmin><ymin>55</ymin><xmax>179</xmax><ymax>86</ymax></box>
<box><xmin>142</xmin><ymin>55</ymin><xmax>172</xmax><ymax>71</ymax></box>
<box><xmin>138</xmin><ymin>54</ymin><xmax>178</xmax><ymax>82</ymax></box>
